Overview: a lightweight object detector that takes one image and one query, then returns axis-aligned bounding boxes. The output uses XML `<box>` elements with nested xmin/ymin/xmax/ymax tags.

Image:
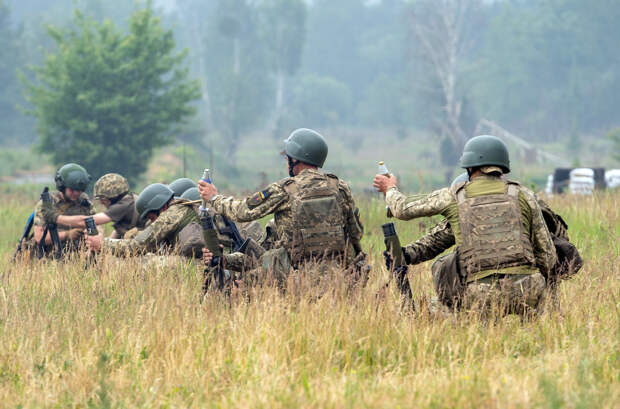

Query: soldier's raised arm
<box><xmin>373</xmin><ymin>172</ymin><xmax>452</xmax><ymax>220</ymax></box>
<box><xmin>202</xmin><ymin>181</ymin><xmax>289</xmax><ymax>223</ymax></box>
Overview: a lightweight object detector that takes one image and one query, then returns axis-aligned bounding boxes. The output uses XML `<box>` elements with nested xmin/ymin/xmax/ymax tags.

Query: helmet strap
<box><xmin>109</xmin><ymin>192</ymin><xmax>126</xmax><ymax>205</ymax></box>
<box><xmin>287</xmin><ymin>156</ymin><xmax>298</xmax><ymax>177</ymax></box>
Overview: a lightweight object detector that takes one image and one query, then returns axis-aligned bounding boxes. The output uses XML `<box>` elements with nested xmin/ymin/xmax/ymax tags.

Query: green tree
<box><xmin>257</xmin><ymin>0</ymin><xmax>307</xmax><ymax>139</ymax></box>
<box><xmin>203</xmin><ymin>0</ymin><xmax>272</xmax><ymax>162</ymax></box>
<box><xmin>292</xmin><ymin>74</ymin><xmax>352</xmax><ymax>127</ymax></box>
<box><xmin>23</xmin><ymin>2</ymin><xmax>200</xmax><ymax>185</ymax></box>
<box><xmin>475</xmin><ymin>0</ymin><xmax>620</xmax><ymax>138</ymax></box>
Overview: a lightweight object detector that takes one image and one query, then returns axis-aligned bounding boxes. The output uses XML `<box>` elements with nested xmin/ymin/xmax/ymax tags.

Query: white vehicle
<box><xmin>569</xmin><ymin>168</ymin><xmax>595</xmax><ymax>195</ymax></box>
<box><xmin>605</xmin><ymin>169</ymin><xmax>620</xmax><ymax>189</ymax></box>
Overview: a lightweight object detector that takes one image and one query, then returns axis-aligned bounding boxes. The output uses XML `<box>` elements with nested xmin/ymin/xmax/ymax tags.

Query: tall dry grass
<box><xmin>0</xmin><ymin>191</ymin><xmax>618</xmax><ymax>408</ymax></box>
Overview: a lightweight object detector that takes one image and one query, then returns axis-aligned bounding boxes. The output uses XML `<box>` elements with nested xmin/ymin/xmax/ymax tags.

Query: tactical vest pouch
<box><xmin>431</xmin><ymin>251</ymin><xmax>464</xmax><ymax>308</ymax></box>
<box><xmin>177</xmin><ymin>222</ymin><xmax>205</xmax><ymax>258</ymax></box>
<box><xmin>261</xmin><ymin>247</ymin><xmax>292</xmax><ymax>283</ymax></box>
<box><xmin>457</xmin><ymin>183</ymin><xmax>536</xmax><ymax>278</ymax></box>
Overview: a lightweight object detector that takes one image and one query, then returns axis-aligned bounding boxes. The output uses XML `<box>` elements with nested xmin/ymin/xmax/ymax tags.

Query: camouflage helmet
<box><xmin>55</xmin><ymin>163</ymin><xmax>91</xmax><ymax>192</ymax></box>
<box><xmin>451</xmin><ymin>172</ymin><xmax>469</xmax><ymax>188</ymax></box>
<box><xmin>180</xmin><ymin>187</ymin><xmax>200</xmax><ymax>201</ymax></box>
<box><xmin>93</xmin><ymin>173</ymin><xmax>129</xmax><ymax>199</ymax></box>
<box><xmin>284</xmin><ymin>128</ymin><xmax>328</xmax><ymax>168</ymax></box>
<box><xmin>136</xmin><ymin>183</ymin><xmax>174</xmax><ymax>220</ymax></box>
<box><xmin>169</xmin><ymin>178</ymin><xmax>197</xmax><ymax>197</ymax></box>
<box><xmin>459</xmin><ymin>135</ymin><xmax>510</xmax><ymax>173</ymax></box>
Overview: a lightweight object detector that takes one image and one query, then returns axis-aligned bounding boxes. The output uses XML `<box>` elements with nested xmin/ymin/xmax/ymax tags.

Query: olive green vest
<box><xmin>455</xmin><ymin>181</ymin><xmax>536</xmax><ymax>280</ymax></box>
<box><xmin>281</xmin><ymin>173</ymin><xmax>347</xmax><ymax>264</ymax></box>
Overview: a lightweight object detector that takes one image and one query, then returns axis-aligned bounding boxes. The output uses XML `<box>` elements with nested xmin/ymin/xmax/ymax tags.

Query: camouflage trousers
<box><xmin>461</xmin><ymin>273</ymin><xmax>546</xmax><ymax>316</ymax></box>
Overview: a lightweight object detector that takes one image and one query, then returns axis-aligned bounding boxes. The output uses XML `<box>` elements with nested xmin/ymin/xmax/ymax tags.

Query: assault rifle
<box><xmin>13</xmin><ymin>211</ymin><xmax>35</xmax><ymax>261</ymax></box>
<box><xmin>219</xmin><ymin>215</ymin><xmax>265</xmax><ymax>260</ymax></box>
<box><xmin>38</xmin><ymin>187</ymin><xmax>62</xmax><ymax>260</ymax></box>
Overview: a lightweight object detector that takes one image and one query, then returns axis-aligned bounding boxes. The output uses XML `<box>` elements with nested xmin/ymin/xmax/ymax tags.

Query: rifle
<box><xmin>13</xmin><ymin>211</ymin><xmax>35</xmax><ymax>261</ymax></box>
<box><xmin>218</xmin><ymin>215</ymin><xmax>265</xmax><ymax>260</ymax></box>
<box><xmin>200</xmin><ymin>169</ymin><xmax>268</xmax><ymax>292</ymax></box>
<box><xmin>382</xmin><ymin>222</ymin><xmax>413</xmax><ymax>301</ymax></box>
<box><xmin>38</xmin><ymin>187</ymin><xmax>62</xmax><ymax>260</ymax></box>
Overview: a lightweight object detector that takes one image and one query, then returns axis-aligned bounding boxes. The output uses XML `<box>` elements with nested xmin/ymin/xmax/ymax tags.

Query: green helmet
<box><xmin>136</xmin><ymin>183</ymin><xmax>174</xmax><ymax>220</ymax></box>
<box><xmin>459</xmin><ymin>135</ymin><xmax>510</xmax><ymax>173</ymax></box>
<box><xmin>451</xmin><ymin>172</ymin><xmax>469</xmax><ymax>188</ymax></box>
<box><xmin>93</xmin><ymin>173</ymin><xmax>129</xmax><ymax>199</ymax></box>
<box><xmin>169</xmin><ymin>178</ymin><xmax>197</xmax><ymax>197</ymax></box>
<box><xmin>284</xmin><ymin>128</ymin><xmax>328</xmax><ymax>168</ymax></box>
<box><xmin>55</xmin><ymin>163</ymin><xmax>91</xmax><ymax>192</ymax></box>
<box><xmin>180</xmin><ymin>187</ymin><xmax>200</xmax><ymax>201</ymax></box>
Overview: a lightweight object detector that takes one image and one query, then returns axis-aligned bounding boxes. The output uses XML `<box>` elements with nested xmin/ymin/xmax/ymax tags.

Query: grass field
<box><xmin>0</xmin><ymin>188</ymin><xmax>618</xmax><ymax>408</ymax></box>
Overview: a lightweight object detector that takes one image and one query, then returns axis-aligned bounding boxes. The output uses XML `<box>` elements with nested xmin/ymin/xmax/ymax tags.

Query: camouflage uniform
<box><xmin>30</xmin><ymin>191</ymin><xmax>95</xmax><ymax>254</ymax></box>
<box><xmin>386</xmin><ymin>174</ymin><xmax>556</xmax><ymax>314</ymax></box>
<box><xmin>207</xmin><ymin>168</ymin><xmax>364</xmax><ymax>284</ymax></box>
<box><xmin>104</xmin><ymin>200</ymin><xmax>198</xmax><ymax>257</ymax></box>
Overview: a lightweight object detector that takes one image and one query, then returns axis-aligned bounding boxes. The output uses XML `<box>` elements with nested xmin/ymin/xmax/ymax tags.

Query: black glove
<box><xmin>384</xmin><ymin>248</ymin><xmax>411</xmax><ymax>270</ymax></box>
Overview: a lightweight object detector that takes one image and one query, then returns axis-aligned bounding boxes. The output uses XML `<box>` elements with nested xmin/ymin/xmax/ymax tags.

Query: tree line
<box><xmin>1</xmin><ymin>0</ymin><xmax>619</xmax><ymax>184</ymax></box>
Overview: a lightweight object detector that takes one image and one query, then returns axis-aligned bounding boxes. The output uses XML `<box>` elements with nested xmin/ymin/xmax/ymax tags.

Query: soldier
<box><xmin>374</xmin><ymin>135</ymin><xmax>557</xmax><ymax>316</ymax></box>
<box><xmin>42</xmin><ymin>173</ymin><xmax>143</xmax><ymax>239</ymax></box>
<box><xmin>393</xmin><ymin>173</ymin><xmax>581</xmax><ymax>311</ymax></box>
<box><xmin>199</xmin><ymin>128</ymin><xmax>366</xmax><ymax>287</ymax></box>
<box><xmin>33</xmin><ymin>163</ymin><xmax>102</xmax><ymax>256</ymax></box>
<box><xmin>169</xmin><ymin>178</ymin><xmax>197</xmax><ymax>198</ymax></box>
<box><xmin>86</xmin><ymin>183</ymin><xmax>199</xmax><ymax>257</ymax></box>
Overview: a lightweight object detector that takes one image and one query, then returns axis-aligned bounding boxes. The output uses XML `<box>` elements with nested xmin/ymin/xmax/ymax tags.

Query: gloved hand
<box><xmin>66</xmin><ymin>228</ymin><xmax>84</xmax><ymax>241</ymax></box>
<box><xmin>40</xmin><ymin>204</ymin><xmax>59</xmax><ymax>224</ymax></box>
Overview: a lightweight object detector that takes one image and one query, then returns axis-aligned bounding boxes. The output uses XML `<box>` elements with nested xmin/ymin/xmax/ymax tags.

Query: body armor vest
<box><xmin>456</xmin><ymin>182</ymin><xmax>536</xmax><ymax>278</ymax></box>
<box><xmin>281</xmin><ymin>173</ymin><xmax>347</xmax><ymax>264</ymax></box>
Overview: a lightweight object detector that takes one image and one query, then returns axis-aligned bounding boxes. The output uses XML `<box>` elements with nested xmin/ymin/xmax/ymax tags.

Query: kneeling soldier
<box><xmin>86</xmin><ymin>183</ymin><xmax>198</xmax><ymax>257</ymax></box>
<box><xmin>33</xmin><ymin>163</ymin><xmax>102</xmax><ymax>257</ymax></box>
<box><xmin>42</xmin><ymin>173</ymin><xmax>143</xmax><ymax>240</ymax></box>
<box><xmin>199</xmin><ymin>128</ymin><xmax>366</xmax><ymax>288</ymax></box>
<box><xmin>374</xmin><ymin>135</ymin><xmax>557</xmax><ymax>316</ymax></box>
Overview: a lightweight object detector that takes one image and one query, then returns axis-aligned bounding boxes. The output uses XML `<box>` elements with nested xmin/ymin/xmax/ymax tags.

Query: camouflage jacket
<box><xmin>33</xmin><ymin>191</ymin><xmax>95</xmax><ymax>231</ymax></box>
<box><xmin>30</xmin><ymin>191</ymin><xmax>95</xmax><ymax>253</ymax></box>
<box><xmin>386</xmin><ymin>175</ymin><xmax>556</xmax><ymax>278</ymax></box>
<box><xmin>208</xmin><ymin>169</ymin><xmax>363</xmax><ymax>264</ymax></box>
<box><xmin>104</xmin><ymin>200</ymin><xmax>198</xmax><ymax>257</ymax></box>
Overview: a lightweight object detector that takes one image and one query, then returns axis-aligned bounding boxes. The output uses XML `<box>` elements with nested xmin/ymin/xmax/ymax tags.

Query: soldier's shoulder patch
<box><xmin>247</xmin><ymin>189</ymin><xmax>272</xmax><ymax>208</ymax></box>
